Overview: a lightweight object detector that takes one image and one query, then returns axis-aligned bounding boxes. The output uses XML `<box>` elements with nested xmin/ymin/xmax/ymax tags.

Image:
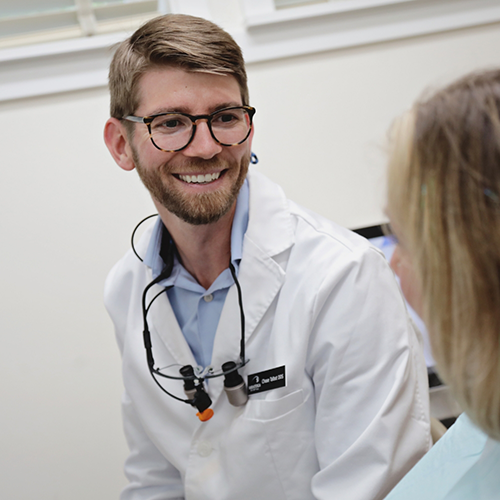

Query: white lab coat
<box><xmin>105</xmin><ymin>168</ymin><xmax>431</xmax><ymax>500</ymax></box>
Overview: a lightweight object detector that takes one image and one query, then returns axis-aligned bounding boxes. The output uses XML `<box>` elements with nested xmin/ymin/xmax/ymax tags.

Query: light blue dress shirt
<box><xmin>143</xmin><ymin>180</ymin><xmax>249</xmax><ymax>368</ymax></box>
<box><xmin>385</xmin><ymin>412</ymin><xmax>500</xmax><ymax>500</ymax></box>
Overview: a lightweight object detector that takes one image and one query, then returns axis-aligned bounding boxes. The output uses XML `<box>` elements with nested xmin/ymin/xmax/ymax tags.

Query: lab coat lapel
<box><xmin>209</xmin><ymin>242</ymin><xmax>286</xmax><ymax>403</ymax></box>
<box><xmin>147</xmin><ymin>283</ymin><xmax>197</xmax><ymax>367</ymax></box>
<box><xmin>211</xmin><ymin>239</ymin><xmax>287</xmax><ymax>359</ymax></box>
<box><xmin>209</xmin><ymin>168</ymin><xmax>295</xmax><ymax>403</ymax></box>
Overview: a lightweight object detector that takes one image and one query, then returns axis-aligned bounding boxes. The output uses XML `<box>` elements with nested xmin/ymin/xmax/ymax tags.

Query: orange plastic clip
<box><xmin>197</xmin><ymin>408</ymin><xmax>214</xmax><ymax>422</ymax></box>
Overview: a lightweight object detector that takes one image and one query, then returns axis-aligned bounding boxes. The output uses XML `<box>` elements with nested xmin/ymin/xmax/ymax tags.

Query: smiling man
<box><xmin>103</xmin><ymin>14</ymin><xmax>431</xmax><ymax>500</ymax></box>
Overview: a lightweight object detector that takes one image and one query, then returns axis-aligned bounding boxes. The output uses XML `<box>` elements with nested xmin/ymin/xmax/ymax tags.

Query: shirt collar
<box><xmin>144</xmin><ymin>178</ymin><xmax>249</xmax><ymax>281</ymax></box>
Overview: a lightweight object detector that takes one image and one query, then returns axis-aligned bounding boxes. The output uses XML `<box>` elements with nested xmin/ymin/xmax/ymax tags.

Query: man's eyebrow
<box><xmin>146</xmin><ymin>106</ymin><xmax>189</xmax><ymax>115</ymax></box>
<box><xmin>147</xmin><ymin>102</ymin><xmax>243</xmax><ymax>116</ymax></box>
<box><xmin>207</xmin><ymin>102</ymin><xmax>243</xmax><ymax>113</ymax></box>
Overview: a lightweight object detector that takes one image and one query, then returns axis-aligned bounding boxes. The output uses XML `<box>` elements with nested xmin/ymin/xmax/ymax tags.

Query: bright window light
<box><xmin>0</xmin><ymin>0</ymin><xmax>164</xmax><ymax>48</ymax></box>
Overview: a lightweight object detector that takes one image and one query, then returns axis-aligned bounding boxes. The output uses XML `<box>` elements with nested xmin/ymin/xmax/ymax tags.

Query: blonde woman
<box><xmin>384</xmin><ymin>69</ymin><xmax>500</xmax><ymax>499</ymax></box>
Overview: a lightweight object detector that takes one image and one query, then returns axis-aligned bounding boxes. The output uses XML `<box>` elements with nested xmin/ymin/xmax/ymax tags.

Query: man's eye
<box><xmin>152</xmin><ymin>115</ymin><xmax>189</xmax><ymax>133</ymax></box>
<box><xmin>214</xmin><ymin>113</ymin><xmax>241</xmax><ymax>126</ymax></box>
<box><xmin>219</xmin><ymin>114</ymin><xmax>235</xmax><ymax>123</ymax></box>
<box><xmin>162</xmin><ymin>119</ymin><xmax>181</xmax><ymax>128</ymax></box>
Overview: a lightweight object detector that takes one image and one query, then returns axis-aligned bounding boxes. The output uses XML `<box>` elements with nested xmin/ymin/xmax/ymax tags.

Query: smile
<box><xmin>176</xmin><ymin>171</ymin><xmax>222</xmax><ymax>184</ymax></box>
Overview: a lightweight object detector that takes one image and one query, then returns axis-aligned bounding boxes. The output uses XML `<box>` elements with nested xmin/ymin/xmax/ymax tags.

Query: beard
<box><xmin>132</xmin><ymin>149</ymin><xmax>250</xmax><ymax>226</ymax></box>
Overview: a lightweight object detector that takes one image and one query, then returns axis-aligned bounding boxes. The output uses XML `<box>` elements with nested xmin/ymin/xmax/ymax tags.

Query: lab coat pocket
<box><xmin>243</xmin><ymin>389</ymin><xmax>305</xmax><ymax>421</ymax></box>
<box><xmin>244</xmin><ymin>389</ymin><xmax>318</xmax><ymax>500</ymax></box>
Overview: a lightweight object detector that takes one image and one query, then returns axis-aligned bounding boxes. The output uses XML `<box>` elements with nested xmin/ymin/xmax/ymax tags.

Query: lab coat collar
<box><xmin>245</xmin><ymin>167</ymin><xmax>295</xmax><ymax>259</ymax></box>
<box><xmin>203</xmin><ymin>168</ymin><xmax>296</xmax><ymax>405</ymax></box>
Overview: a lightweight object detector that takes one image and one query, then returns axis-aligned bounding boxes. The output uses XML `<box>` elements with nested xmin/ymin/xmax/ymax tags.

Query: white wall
<box><xmin>1</xmin><ymin>11</ymin><xmax>500</xmax><ymax>500</ymax></box>
<box><xmin>0</xmin><ymin>88</ymin><xmax>149</xmax><ymax>498</ymax></box>
<box><xmin>249</xmin><ymin>22</ymin><xmax>500</xmax><ymax>228</ymax></box>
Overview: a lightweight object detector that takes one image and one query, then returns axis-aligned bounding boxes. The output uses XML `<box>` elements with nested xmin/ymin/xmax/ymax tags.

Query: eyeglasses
<box><xmin>123</xmin><ymin>105</ymin><xmax>256</xmax><ymax>153</ymax></box>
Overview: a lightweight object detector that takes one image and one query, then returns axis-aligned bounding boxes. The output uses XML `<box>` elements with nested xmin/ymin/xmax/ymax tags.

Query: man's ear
<box><xmin>103</xmin><ymin>118</ymin><xmax>136</xmax><ymax>171</ymax></box>
<box><xmin>247</xmin><ymin>124</ymin><xmax>255</xmax><ymax>149</ymax></box>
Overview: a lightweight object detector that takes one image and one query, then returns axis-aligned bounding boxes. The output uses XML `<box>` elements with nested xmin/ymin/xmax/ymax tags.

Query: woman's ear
<box><xmin>103</xmin><ymin>118</ymin><xmax>136</xmax><ymax>171</ymax></box>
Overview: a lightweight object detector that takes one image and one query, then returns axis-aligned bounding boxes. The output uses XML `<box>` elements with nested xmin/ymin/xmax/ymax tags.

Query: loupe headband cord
<box><xmin>229</xmin><ymin>262</ymin><xmax>246</xmax><ymax>365</ymax></box>
<box><xmin>131</xmin><ymin>214</ymin><xmax>158</xmax><ymax>262</ymax></box>
<box><xmin>133</xmin><ymin>215</ymin><xmax>247</xmax><ymax>401</ymax></box>
<box><xmin>139</xmin><ymin>223</ymin><xmax>195</xmax><ymax>404</ymax></box>
<box><xmin>142</xmin><ymin>272</ymin><xmax>194</xmax><ymax>404</ymax></box>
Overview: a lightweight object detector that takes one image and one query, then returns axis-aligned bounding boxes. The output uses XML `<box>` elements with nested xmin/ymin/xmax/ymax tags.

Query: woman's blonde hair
<box><xmin>387</xmin><ymin>69</ymin><xmax>500</xmax><ymax>440</ymax></box>
<box><xmin>108</xmin><ymin>14</ymin><xmax>249</xmax><ymax>120</ymax></box>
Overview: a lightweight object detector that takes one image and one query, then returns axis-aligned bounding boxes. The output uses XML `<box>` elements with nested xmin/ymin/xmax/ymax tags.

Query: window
<box><xmin>1</xmin><ymin>0</ymin><xmax>499</xmax><ymax>102</ymax></box>
<box><xmin>0</xmin><ymin>0</ymin><xmax>166</xmax><ymax>49</ymax></box>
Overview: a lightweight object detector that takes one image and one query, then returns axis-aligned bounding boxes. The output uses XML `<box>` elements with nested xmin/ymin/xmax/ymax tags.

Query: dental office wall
<box><xmin>1</xmin><ymin>2</ymin><xmax>500</xmax><ymax>498</ymax></box>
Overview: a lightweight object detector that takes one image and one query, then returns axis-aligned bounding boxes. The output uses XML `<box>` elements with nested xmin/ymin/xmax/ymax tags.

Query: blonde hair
<box><xmin>108</xmin><ymin>14</ymin><xmax>249</xmax><ymax>120</ymax></box>
<box><xmin>387</xmin><ymin>69</ymin><xmax>500</xmax><ymax>440</ymax></box>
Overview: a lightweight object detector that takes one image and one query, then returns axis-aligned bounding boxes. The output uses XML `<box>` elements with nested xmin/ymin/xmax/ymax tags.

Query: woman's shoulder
<box><xmin>442</xmin><ymin>423</ymin><xmax>500</xmax><ymax>500</ymax></box>
<box><xmin>384</xmin><ymin>413</ymin><xmax>489</xmax><ymax>500</ymax></box>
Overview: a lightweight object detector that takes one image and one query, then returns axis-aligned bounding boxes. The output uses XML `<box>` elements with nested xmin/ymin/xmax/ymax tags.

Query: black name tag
<box><xmin>247</xmin><ymin>365</ymin><xmax>286</xmax><ymax>395</ymax></box>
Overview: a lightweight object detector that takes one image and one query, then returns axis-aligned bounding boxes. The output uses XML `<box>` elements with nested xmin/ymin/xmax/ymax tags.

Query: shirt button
<box><xmin>203</xmin><ymin>294</ymin><xmax>214</xmax><ymax>303</ymax></box>
<box><xmin>197</xmin><ymin>440</ymin><xmax>213</xmax><ymax>457</ymax></box>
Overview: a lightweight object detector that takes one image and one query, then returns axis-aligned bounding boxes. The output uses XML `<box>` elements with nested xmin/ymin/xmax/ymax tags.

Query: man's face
<box><xmin>128</xmin><ymin>67</ymin><xmax>252</xmax><ymax>225</ymax></box>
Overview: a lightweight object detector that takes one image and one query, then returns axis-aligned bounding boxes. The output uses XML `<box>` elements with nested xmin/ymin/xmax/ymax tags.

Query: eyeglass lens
<box><xmin>149</xmin><ymin>107</ymin><xmax>252</xmax><ymax>151</ymax></box>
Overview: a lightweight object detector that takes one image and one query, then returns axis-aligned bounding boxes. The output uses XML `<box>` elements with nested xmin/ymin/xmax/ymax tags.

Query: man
<box><xmin>104</xmin><ymin>14</ymin><xmax>431</xmax><ymax>500</ymax></box>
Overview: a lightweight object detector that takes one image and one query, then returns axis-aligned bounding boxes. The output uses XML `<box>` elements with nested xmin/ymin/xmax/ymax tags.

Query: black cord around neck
<box><xmin>131</xmin><ymin>214</ymin><xmax>159</xmax><ymax>262</ymax></box>
<box><xmin>132</xmin><ymin>215</ymin><xmax>248</xmax><ymax>408</ymax></box>
<box><xmin>229</xmin><ymin>262</ymin><xmax>246</xmax><ymax>364</ymax></box>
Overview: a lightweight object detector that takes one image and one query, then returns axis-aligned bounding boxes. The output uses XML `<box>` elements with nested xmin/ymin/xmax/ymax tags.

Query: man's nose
<box><xmin>183</xmin><ymin>120</ymin><xmax>222</xmax><ymax>159</ymax></box>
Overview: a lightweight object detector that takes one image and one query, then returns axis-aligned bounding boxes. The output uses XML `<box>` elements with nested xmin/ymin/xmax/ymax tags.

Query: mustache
<box><xmin>165</xmin><ymin>157</ymin><xmax>230</xmax><ymax>173</ymax></box>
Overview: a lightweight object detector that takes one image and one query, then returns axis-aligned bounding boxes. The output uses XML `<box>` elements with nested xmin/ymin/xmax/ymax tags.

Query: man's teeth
<box><xmin>179</xmin><ymin>172</ymin><xmax>221</xmax><ymax>184</ymax></box>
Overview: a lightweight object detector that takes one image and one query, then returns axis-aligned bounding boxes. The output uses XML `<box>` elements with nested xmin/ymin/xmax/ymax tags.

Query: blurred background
<box><xmin>1</xmin><ymin>1</ymin><xmax>499</xmax><ymax>498</ymax></box>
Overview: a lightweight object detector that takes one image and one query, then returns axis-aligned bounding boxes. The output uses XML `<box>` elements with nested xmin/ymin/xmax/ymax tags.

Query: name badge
<box><xmin>247</xmin><ymin>365</ymin><xmax>286</xmax><ymax>395</ymax></box>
